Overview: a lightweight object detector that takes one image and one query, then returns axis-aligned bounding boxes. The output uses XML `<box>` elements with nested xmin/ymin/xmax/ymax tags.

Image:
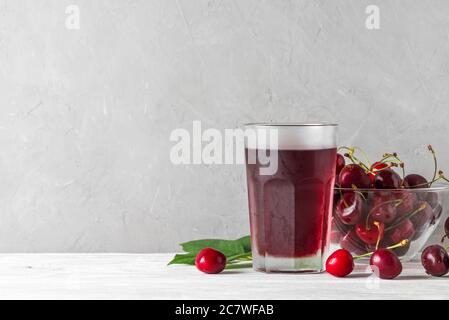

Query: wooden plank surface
<box><xmin>0</xmin><ymin>254</ymin><xmax>444</xmax><ymax>299</ymax></box>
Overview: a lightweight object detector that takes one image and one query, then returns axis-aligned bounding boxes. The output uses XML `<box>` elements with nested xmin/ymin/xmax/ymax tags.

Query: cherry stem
<box><xmin>438</xmin><ymin>171</ymin><xmax>449</xmax><ymax>184</ymax></box>
<box><xmin>365</xmin><ymin>199</ymin><xmax>403</xmax><ymax>229</ymax></box>
<box><xmin>353</xmin><ymin>240</ymin><xmax>409</xmax><ymax>260</ymax></box>
<box><xmin>350</xmin><ymin>186</ymin><xmax>367</xmax><ymax>201</ymax></box>
<box><xmin>367</xmin><ymin>163</ymin><xmax>391</xmax><ymax>176</ymax></box>
<box><xmin>225</xmin><ymin>262</ymin><xmax>252</xmax><ymax>270</ymax></box>
<box><xmin>411</xmin><ymin>174</ymin><xmax>442</xmax><ymax>188</ymax></box>
<box><xmin>441</xmin><ymin>235</ymin><xmax>447</xmax><ymax>243</ymax></box>
<box><xmin>428</xmin><ymin>145</ymin><xmax>438</xmax><ymax>184</ymax></box>
<box><xmin>379</xmin><ymin>158</ymin><xmax>402</xmax><ymax>166</ymax></box>
<box><xmin>227</xmin><ymin>252</ymin><xmax>252</xmax><ymax>262</ymax></box>
<box><xmin>378</xmin><ymin>155</ymin><xmax>390</xmax><ymax>164</ymax></box>
<box><xmin>383</xmin><ymin>152</ymin><xmax>405</xmax><ymax>181</ymax></box>
<box><xmin>338</xmin><ymin>188</ymin><xmax>350</xmax><ymax>208</ymax></box>
<box><xmin>374</xmin><ymin>221</ymin><xmax>381</xmax><ymax>250</ymax></box>
<box><xmin>353</xmin><ymin>147</ymin><xmax>371</xmax><ymax>167</ymax></box>
<box><xmin>399</xmin><ymin>163</ymin><xmax>405</xmax><ymax>182</ymax></box>
<box><xmin>385</xmin><ymin>203</ymin><xmax>427</xmax><ymax>231</ymax></box>
<box><xmin>347</xmin><ymin>154</ymin><xmax>368</xmax><ymax>170</ymax></box>
<box><xmin>339</xmin><ymin>146</ymin><xmax>371</xmax><ymax>172</ymax></box>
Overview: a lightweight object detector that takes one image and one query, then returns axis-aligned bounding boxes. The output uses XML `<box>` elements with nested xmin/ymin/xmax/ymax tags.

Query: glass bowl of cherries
<box><xmin>331</xmin><ymin>145</ymin><xmax>449</xmax><ymax>262</ymax></box>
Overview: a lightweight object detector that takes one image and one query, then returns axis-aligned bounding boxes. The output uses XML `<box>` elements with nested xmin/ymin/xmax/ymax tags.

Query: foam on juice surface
<box><xmin>244</xmin><ymin>123</ymin><xmax>337</xmax><ymax>150</ymax></box>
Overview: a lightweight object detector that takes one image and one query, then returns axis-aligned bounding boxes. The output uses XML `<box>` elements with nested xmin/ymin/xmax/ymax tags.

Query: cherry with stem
<box><xmin>326</xmin><ymin>240</ymin><xmax>408</xmax><ymax>278</ymax></box>
<box><xmin>354</xmin><ymin>240</ymin><xmax>409</xmax><ymax>259</ymax></box>
<box><xmin>385</xmin><ymin>202</ymin><xmax>427</xmax><ymax>232</ymax></box>
<box><xmin>365</xmin><ymin>199</ymin><xmax>403</xmax><ymax>229</ymax></box>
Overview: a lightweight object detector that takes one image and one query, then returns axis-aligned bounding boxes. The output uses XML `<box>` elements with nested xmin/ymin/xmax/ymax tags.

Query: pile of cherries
<box><xmin>328</xmin><ymin>145</ymin><xmax>449</xmax><ymax>279</ymax></box>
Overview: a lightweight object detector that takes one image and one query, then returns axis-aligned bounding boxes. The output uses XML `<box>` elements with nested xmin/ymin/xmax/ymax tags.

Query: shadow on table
<box><xmin>345</xmin><ymin>273</ymin><xmax>371</xmax><ymax>279</ymax></box>
<box><xmin>396</xmin><ymin>275</ymin><xmax>431</xmax><ymax>280</ymax></box>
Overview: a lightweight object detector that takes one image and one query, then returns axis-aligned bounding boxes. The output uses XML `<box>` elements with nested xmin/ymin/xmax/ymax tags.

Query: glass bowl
<box><xmin>330</xmin><ymin>185</ymin><xmax>449</xmax><ymax>261</ymax></box>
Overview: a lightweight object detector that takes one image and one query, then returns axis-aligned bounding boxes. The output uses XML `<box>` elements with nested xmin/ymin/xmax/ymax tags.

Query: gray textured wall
<box><xmin>0</xmin><ymin>0</ymin><xmax>448</xmax><ymax>252</ymax></box>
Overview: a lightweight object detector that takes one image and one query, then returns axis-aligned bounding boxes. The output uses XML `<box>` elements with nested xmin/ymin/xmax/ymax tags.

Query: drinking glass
<box><xmin>244</xmin><ymin>123</ymin><xmax>338</xmax><ymax>272</ymax></box>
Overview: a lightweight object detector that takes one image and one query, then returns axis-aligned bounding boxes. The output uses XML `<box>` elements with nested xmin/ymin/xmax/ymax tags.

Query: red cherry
<box><xmin>403</xmin><ymin>174</ymin><xmax>428</xmax><ymax>188</ymax></box>
<box><xmin>195</xmin><ymin>248</ymin><xmax>227</xmax><ymax>274</ymax></box>
<box><xmin>339</xmin><ymin>164</ymin><xmax>371</xmax><ymax>189</ymax></box>
<box><xmin>393</xmin><ymin>192</ymin><xmax>418</xmax><ymax>218</ymax></box>
<box><xmin>410</xmin><ymin>201</ymin><xmax>433</xmax><ymax>229</ymax></box>
<box><xmin>373</xmin><ymin>168</ymin><xmax>402</xmax><ymax>189</ymax></box>
<box><xmin>369</xmin><ymin>195</ymin><xmax>397</xmax><ymax>224</ymax></box>
<box><xmin>326</xmin><ymin>249</ymin><xmax>354</xmax><ymax>277</ymax></box>
<box><xmin>355</xmin><ymin>220</ymin><xmax>384</xmax><ymax>245</ymax></box>
<box><xmin>370</xmin><ymin>249</ymin><xmax>402</xmax><ymax>279</ymax></box>
<box><xmin>336</xmin><ymin>154</ymin><xmax>346</xmax><ymax>177</ymax></box>
<box><xmin>422</xmin><ymin>192</ymin><xmax>438</xmax><ymax>208</ymax></box>
<box><xmin>421</xmin><ymin>245</ymin><xmax>449</xmax><ymax>277</ymax></box>
<box><xmin>335</xmin><ymin>193</ymin><xmax>364</xmax><ymax>225</ymax></box>
<box><xmin>368</xmin><ymin>191</ymin><xmax>392</xmax><ymax>204</ymax></box>
<box><xmin>388</xmin><ymin>219</ymin><xmax>415</xmax><ymax>244</ymax></box>
<box><xmin>369</xmin><ymin>162</ymin><xmax>389</xmax><ymax>183</ymax></box>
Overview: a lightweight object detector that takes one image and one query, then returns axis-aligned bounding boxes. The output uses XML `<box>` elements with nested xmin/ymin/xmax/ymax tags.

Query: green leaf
<box><xmin>237</xmin><ymin>235</ymin><xmax>251</xmax><ymax>252</ymax></box>
<box><xmin>168</xmin><ymin>235</ymin><xmax>252</xmax><ymax>266</ymax></box>
<box><xmin>180</xmin><ymin>236</ymin><xmax>251</xmax><ymax>257</ymax></box>
<box><xmin>227</xmin><ymin>252</ymin><xmax>252</xmax><ymax>263</ymax></box>
<box><xmin>167</xmin><ymin>252</ymin><xmax>196</xmax><ymax>266</ymax></box>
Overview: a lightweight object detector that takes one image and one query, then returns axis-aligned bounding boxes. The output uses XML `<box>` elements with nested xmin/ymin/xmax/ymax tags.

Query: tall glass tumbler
<box><xmin>244</xmin><ymin>123</ymin><xmax>338</xmax><ymax>272</ymax></box>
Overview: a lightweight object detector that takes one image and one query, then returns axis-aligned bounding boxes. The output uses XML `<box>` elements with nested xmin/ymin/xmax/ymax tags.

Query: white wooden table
<box><xmin>0</xmin><ymin>253</ymin><xmax>445</xmax><ymax>299</ymax></box>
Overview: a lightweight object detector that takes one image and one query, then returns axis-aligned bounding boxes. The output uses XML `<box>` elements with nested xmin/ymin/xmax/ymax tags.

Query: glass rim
<box><xmin>335</xmin><ymin>184</ymin><xmax>449</xmax><ymax>193</ymax></box>
<box><xmin>244</xmin><ymin>122</ymin><xmax>338</xmax><ymax>127</ymax></box>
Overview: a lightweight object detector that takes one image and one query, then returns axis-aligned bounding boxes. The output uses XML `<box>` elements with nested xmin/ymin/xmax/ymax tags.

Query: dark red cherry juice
<box><xmin>245</xmin><ymin>148</ymin><xmax>336</xmax><ymax>260</ymax></box>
